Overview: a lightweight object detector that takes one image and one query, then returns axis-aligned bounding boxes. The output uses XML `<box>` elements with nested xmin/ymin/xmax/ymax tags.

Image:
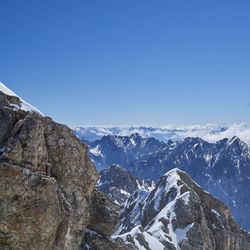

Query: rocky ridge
<box><xmin>0</xmin><ymin>84</ymin><xmax>122</xmax><ymax>250</ymax></box>
<box><xmin>86</xmin><ymin>134</ymin><xmax>250</xmax><ymax>230</ymax></box>
<box><xmin>98</xmin><ymin>164</ymin><xmax>155</xmax><ymax>205</ymax></box>
<box><xmin>114</xmin><ymin>168</ymin><xmax>250</xmax><ymax>250</ymax></box>
<box><xmin>88</xmin><ymin>133</ymin><xmax>167</xmax><ymax>171</ymax></box>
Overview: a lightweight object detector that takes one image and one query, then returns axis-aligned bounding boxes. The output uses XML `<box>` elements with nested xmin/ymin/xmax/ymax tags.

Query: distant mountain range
<box><xmin>73</xmin><ymin>124</ymin><xmax>250</xmax><ymax>145</ymax></box>
<box><xmin>82</xmin><ymin>133</ymin><xmax>250</xmax><ymax>231</ymax></box>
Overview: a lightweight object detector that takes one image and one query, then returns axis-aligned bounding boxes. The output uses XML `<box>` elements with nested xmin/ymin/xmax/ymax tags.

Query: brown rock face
<box><xmin>88</xmin><ymin>190</ymin><xmax>120</xmax><ymax>236</ymax></box>
<box><xmin>0</xmin><ymin>90</ymin><xmax>120</xmax><ymax>250</ymax></box>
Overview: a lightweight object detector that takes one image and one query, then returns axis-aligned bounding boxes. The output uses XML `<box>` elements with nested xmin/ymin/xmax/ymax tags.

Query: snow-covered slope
<box><xmin>114</xmin><ymin>169</ymin><xmax>250</xmax><ymax>250</ymax></box>
<box><xmin>74</xmin><ymin>123</ymin><xmax>250</xmax><ymax>145</ymax></box>
<box><xmin>0</xmin><ymin>82</ymin><xmax>43</xmax><ymax>115</ymax></box>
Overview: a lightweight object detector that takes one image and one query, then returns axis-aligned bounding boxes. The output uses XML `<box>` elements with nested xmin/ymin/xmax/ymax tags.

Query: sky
<box><xmin>0</xmin><ymin>0</ymin><xmax>250</xmax><ymax>126</ymax></box>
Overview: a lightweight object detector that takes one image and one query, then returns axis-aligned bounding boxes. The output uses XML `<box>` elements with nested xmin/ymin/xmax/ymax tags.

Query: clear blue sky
<box><xmin>0</xmin><ymin>0</ymin><xmax>249</xmax><ymax>126</ymax></box>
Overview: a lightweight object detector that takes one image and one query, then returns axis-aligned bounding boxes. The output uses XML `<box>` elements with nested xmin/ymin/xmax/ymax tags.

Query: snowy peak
<box><xmin>163</xmin><ymin>167</ymin><xmax>186</xmax><ymax>177</ymax></box>
<box><xmin>86</xmin><ymin>132</ymin><xmax>250</xmax><ymax>230</ymax></box>
<box><xmin>226</xmin><ymin>136</ymin><xmax>249</xmax><ymax>152</ymax></box>
<box><xmin>0</xmin><ymin>82</ymin><xmax>43</xmax><ymax>116</ymax></box>
<box><xmin>115</xmin><ymin>169</ymin><xmax>250</xmax><ymax>250</ymax></box>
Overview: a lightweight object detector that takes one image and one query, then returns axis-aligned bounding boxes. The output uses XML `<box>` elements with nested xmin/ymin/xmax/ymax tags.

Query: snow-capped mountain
<box><xmin>86</xmin><ymin>134</ymin><xmax>250</xmax><ymax>231</ymax></box>
<box><xmin>74</xmin><ymin>123</ymin><xmax>250</xmax><ymax>145</ymax></box>
<box><xmin>0</xmin><ymin>82</ymin><xmax>43</xmax><ymax>116</ymax></box>
<box><xmin>89</xmin><ymin>133</ymin><xmax>167</xmax><ymax>171</ymax></box>
<box><xmin>97</xmin><ymin>164</ymin><xmax>155</xmax><ymax>205</ymax></box>
<box><xmin>114</xmin><ymin>169</ymin><xmax>250</xmax><ymax>250</ymax></box>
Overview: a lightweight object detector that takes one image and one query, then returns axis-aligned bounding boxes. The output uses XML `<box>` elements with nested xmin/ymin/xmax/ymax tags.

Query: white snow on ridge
<box><xmin>211</xmin><ymin>209</ymin><xmax>221</xmax><ymax>217</ymax></box>
<box><xmin>0</xmin><ymin>82</ymin><xmax>44</xmax><ymax>116</ymax></box>
<box><xmin>120</xmin><ymin>189</ymin><xmax>130</xmax><ymax>197</ymax></box>
<box><xmin>0</xmin><ymin>82</ymin><xmax>18</xmax><ymax>96</ymax></box>
<box><xmin>175</xmin><ymin>223</ymin><xmax>194</xmax><ymax>247</ymax></box>
<box><xmin>74</xmin><ymin>123</ymin><xmax>250</xmax><ymax>145</ymax></box>
<box><xmin>89</xmin><ymin>145</ymin><xmax>103</xmax><ymax>157</ymax></box>
<box><xmin>115</xmin><ymin>168</ymin><xmax>193</xmax><ymax>249</ymax></box>
<box><xmin>113</xmin><ymin>226</ymin><xmax>165</xmax><ymax>250</ymax></box>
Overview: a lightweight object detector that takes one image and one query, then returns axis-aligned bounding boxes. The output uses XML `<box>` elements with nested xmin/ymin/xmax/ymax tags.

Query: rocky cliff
<box><xmin>0</xmin><ymin>84</ymin><xmax>121</xmax><ymax>250</ymax></box>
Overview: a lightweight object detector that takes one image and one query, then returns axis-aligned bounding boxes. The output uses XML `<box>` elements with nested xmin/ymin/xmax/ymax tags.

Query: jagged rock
<box><xmin>0</xmin><ymin>91</ymin><xmax>25</xmax><ymax>147</ymax></box>
<box><xmin>115</xmin><ymin>168</ymin><xmax>250</xmax><ymax>250</ymax></box>
<box><xmin>0</xmin><ymin>163</ymin><xmax>64</xmax><ymax>250</ymax></box>
<box><xmin>88</xmin><ymin>133</ymin><xmax>167</xmax><ymax>171</ymax></box>
<box><xmin>81</xmin><ymin>229</ymin><xmax>137</xmax><ymax>250</ymax></box>
<box><xmin>0</xmin><ymin>85</ymin><xmax>121</xmax><ymax>250</ymax></box>
<box><xmin>98</xmin><ymin>164</ymin><xmax>155</xmax><ymax>205</ymax></box>
<box><xmin>85</xmin><ymin>133</ymin><xmax>250</xmax><ymax>231</ymax></box>
<box><xmin>88</xmin><ymin>189</ymin><xmax>120</xmax><ymax>236</ymax></box>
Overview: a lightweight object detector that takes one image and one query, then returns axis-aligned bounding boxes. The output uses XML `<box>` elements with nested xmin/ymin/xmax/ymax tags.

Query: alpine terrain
<box><xmin>84</xmin><ymin>133</ymin><xmax>250</xmax><ymax>231</ymax></box>
<box><xmin>0</xmin><ymin>82</ymin><xmax>249</xmax><ymax>250</ymax></box>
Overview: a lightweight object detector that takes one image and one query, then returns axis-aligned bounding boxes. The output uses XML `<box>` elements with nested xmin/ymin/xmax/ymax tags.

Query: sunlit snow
<box><xmin>0</xmin><ymin>82</ymin><xmax>44</xmax><ymax>116</ymax></box>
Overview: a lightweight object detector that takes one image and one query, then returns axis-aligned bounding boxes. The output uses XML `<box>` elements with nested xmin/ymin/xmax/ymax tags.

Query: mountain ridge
<box><xmin>74</xmin><ymin>124</ymin><xmax>250</xmax><ymax>145</ymax></box>
<box><xmin>0</xmin><ymin>82</ymin><xmax>44</xmax><ymax>116</ymax></box>
<box><xmin>87</xmin><ymin>133</ymin><xmax>250</xmax><ymax>231</ymax></box>
<box><xmin>114</xmin><ymin>168</ymin><xmax>250</xmax><ymax>250</ymax></box>
<box><xmin>0</xmin><ymin>84</ymin><xmax>124</xmax><ymax>250</ymax></box>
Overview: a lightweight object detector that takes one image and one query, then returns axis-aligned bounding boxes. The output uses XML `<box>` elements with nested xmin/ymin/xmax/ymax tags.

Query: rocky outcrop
<box><xmin>88</xmin><ymin>189</ymin><xmax>120</xmax><ymax>236</ymax></box>
<box><xmin>81</xmin><ymin>229</ymin><xmax>137</xmax><ymax>250</ymax></box>
<box><xmin>0</xmin><ymin>91</ymin><xmax>25</xmax><ymax>147</ymax></box>
<box><xmin>98</xmin><ymin>164</ymin><xmax>155</xmax><ymax>205</ymax></box>
<box><xmin>0</xmin><ymin>86</ymin><xmax>121</xmax><ymax>250</ymax></box>
<box><xmin>115</xmin><ymin>168</ymin><xmax>250</xmax><ymax>250</ymax></box>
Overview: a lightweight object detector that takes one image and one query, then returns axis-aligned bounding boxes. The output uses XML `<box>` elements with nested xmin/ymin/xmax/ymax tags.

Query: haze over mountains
<box><xmin>74</xmin><ymin>124</ymin><xmax>250</xmax><ymax>145</ymax></box>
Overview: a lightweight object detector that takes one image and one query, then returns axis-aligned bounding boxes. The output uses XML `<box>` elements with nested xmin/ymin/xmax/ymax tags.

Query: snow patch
<box><xmin>211</xmin><ymin>209</ymin><xmax>221</xmax><ymax>217</ymax></box>
<box><xmin>89</xmin><ymin>145</ymin><xmax>103</xmax><ymax>156</ymax></box>
<box><xmin>175</xmin><ymin>223</ymin><xmax>194</xmax><ymax>247</ymax></box>
<box><xmin>120</xmin><ymin>189</ymin><xmax>130</xmax><ymax>197</ymax></box>
<box><xmin>0</xmin><ymin>82</ymin><xmax>44</xmax><ymax>116</ymax></box>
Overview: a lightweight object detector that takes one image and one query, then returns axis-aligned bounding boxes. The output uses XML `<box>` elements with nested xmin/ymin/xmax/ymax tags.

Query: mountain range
<box><xmin>85</xmin><ymin>133</ymin><xmax>250</xmax><ymax>231</ymax></box>
<box><xmin>1</xmin><ymin>82</ymin><xmax>250</xmax><ymax>250</ymax></box>
<box><xmin>74</xmin><ymin>124</ymin><xmax>250</xmax><ymax>145</ymax></box>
